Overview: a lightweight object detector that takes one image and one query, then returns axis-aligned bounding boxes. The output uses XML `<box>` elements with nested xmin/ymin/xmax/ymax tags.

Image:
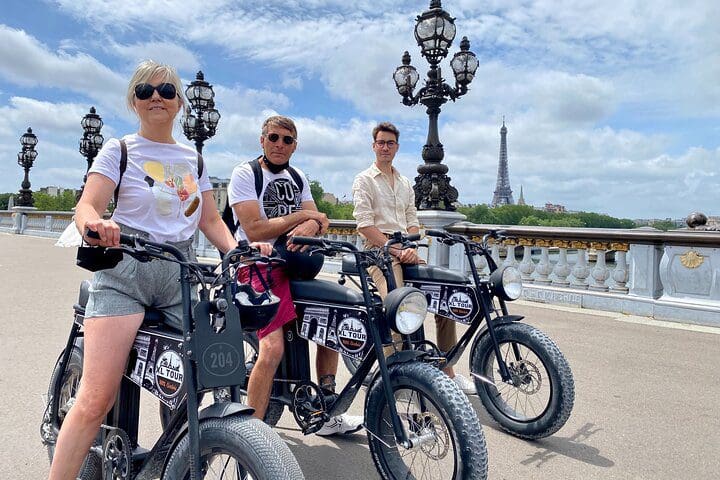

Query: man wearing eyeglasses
<box><xmin>228</xmin><ymin>115</ymin><xmax>363</xmax><ymax>435</ymax></box>
<box><xmin>352</xmin><ymin>121</ymin><xmax>476</xmax><ymax>394</ymax></box>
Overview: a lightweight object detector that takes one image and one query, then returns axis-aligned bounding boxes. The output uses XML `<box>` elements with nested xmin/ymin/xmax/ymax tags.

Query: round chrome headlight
<box><xmin>489</xmin><ymin>266</ymin><xmax>523</xmax><ymax>301</ymax></box>
<box><xmin>384</xmin><ymin>287</ymin><xmax>428</xmax><ymax>335</ymax></box>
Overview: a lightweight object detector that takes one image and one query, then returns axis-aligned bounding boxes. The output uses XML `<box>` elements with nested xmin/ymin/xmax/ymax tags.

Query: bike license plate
<box><xmin>405</xmin><ymin>281</ymin><xmax>480</xmax><ymax>325</ymax></box>
<box><xmin>295</xmin><ymin>302</ymin><xmax>371</xmax><ymax>360</ymax></box>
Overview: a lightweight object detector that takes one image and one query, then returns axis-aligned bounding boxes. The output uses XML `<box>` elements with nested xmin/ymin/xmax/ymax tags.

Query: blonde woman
<box><xmin>49</xmin><ymin>60</ymin><xmax>267</xmax><ymax>479</ymax></box>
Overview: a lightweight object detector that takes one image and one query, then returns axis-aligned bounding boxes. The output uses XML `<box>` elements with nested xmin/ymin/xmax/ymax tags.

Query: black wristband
<box><xmin>311</xmin><ymin>218</ymin><xmax>324</xmax><ymax>234</ymax></box>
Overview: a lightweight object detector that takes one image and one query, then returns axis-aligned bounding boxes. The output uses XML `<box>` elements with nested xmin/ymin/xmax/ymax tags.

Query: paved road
<box><xmin>2</xmin><ymin>233</ymin><xmax>719</xmax><ymax>479</ymax></box>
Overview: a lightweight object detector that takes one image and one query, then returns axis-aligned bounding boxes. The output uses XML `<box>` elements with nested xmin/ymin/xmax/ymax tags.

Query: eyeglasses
<box><xmin>134</xmin><ymin>83</ymin><xmax>177</xmax><ymax>100</ymax></box>
<box><xmin>265</xmin><ymin>133</ymin><xmax>296</xmax><ymax>145</ymax></box>
<box><xmin>374</xmin><ymin>140</ymin><xmax>398</xmax><ymax>148</ymax></box>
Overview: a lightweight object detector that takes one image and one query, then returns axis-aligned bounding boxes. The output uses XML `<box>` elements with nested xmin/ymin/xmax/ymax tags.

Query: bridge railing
<box><xmin>5</xmin><ymin>208</ymin><xmax>719</xmax><ymax>326</ymax></box>
<box><xmin>444</xmin><ymin>222</ymin><xmax>720</xmax><ymax>326</ymax></box>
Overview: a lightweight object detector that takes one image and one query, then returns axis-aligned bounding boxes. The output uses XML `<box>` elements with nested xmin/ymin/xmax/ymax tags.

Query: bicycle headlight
<box><xmin>384</xmin><ymin>287</ymin><xmax>428</xmax><ymax>335</ymax></box>
<box><xmin>489</xmin><ymin>265</ymin><xmax>523</xmax><ymax>301</ymax></box>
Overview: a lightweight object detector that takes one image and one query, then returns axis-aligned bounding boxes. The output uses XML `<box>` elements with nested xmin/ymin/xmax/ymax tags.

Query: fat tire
<box><xmin>471</xmin><ymin>322</ymin><xmax>575</xmax><ymax>439</ymax></box>
<box><xmin>162</xmin><ymin>415</ymin><xmax>304</xmax><ymax>480</ymax></box>
<box><xmin>365</xmin><ymin>361</ymin><xmax>488</xmax><ymax>480</ymax></box>
<box><xmin>45</xmin><ymin>347</ymin><xmax>102</xmax><ymax>480</ymax></box>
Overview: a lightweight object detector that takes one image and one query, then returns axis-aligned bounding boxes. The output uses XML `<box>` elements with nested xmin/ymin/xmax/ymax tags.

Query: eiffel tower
<box><xmin>491</xmin><ymin>118</ymin><xmax>514</xmax><ymax>207</ymax></box>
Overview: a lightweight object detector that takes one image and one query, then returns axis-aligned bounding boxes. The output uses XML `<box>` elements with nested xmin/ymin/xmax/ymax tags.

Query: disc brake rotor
<box><xmin>509</xmin><ymin>359</ymin><xmax>542</xmax><ymax>394</ymax></box>
<box><xmin>408</xmin><ymin>411</ymin><xmax>450</xmax><ymax>460</ymax></box>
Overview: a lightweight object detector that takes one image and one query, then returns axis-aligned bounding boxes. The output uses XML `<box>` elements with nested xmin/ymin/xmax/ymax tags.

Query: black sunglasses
<box><xmin>134</xmin><ymin>82</ymin><xmax>177</xmax><ymax>100</ymax></box>
<box><xmin>265</xmin><ymin>133</ymin><xmax>296</xmax><ymax>145</ymax></box>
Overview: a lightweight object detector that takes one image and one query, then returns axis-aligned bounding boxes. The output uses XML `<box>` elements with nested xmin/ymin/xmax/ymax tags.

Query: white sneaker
<box><xmin>453</xmin><ymin>373</ymin><xmax>477</xmax><ymax>395</ymax></box>
<box><xmin>315</xmin><ymin>414</ymin><xmax>364</xmax><ymax>436</ymax></box>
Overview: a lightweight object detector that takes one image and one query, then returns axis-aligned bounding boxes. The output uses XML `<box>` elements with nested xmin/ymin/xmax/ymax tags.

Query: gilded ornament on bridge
<box><xmin>680</xmin><ymin>250</ymin><xmax>704</xmax><ymax>269</ymax></box>
<box><xmin>610</xmin><ymin>242</ymin><xmax>630</xmax><ymax>252</ymax></box>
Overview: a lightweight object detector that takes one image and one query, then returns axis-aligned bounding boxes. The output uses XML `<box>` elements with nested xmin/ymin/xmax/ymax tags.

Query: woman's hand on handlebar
<box><xmin>83</xmin><ymin>219</ymin><xmax>121</xmax><ymax>247</ymax></box>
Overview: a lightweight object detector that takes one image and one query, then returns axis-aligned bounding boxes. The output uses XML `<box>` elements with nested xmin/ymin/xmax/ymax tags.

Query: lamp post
<box><xmin>181</xmin><ymin>71</ymin><xmax>220</xmax><ymax>154</ymax></box>
<box><xmin>394</xmin><ymin>0</ymin><xmax>478</xmax><ymax>211</ymax></box>
<box><xmin>16</xmin><ymin>127</ymin><xmax>39</xmax><ymax>207</ymax></box>
<box><xmin>78</xmin><ymin>106</ymin><xmax>104</xmax><ymax>199</ymax></box>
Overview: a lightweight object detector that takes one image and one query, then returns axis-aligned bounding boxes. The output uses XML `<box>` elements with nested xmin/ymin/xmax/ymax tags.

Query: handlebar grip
<box><xmin>425</xmin><ymin>230</ymin><xmax>446</xmax><ymax>238</ymax></box>
<box><xmin>406</xmin><ymin>233</ymin><xmax>421</xmax><ymax>241</ymax></box>
<box><xmin>290</xmin><ymin>236</ymin><xmax>325</xmax><ymax>247</ymax></box>
<box><xmin>85</xmin><ymin>229</ymin><xmax>136</xmax><ymax>246</ymax></box>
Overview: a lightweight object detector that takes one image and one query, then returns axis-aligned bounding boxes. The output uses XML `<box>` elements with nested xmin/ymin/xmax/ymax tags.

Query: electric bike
<box><xmin>40</xmin><ymin>233</ymin><xmax>304</xmax><ymax>480</ymax></box>
<box><xmin>241</xmin><ymin>236</ymin><xmax>488</xmax><ymax>480</ymax></box>
<box><xmin>341</xmin><ymin>230</ymin><xmax>575</xmax><ymax>439</ymax></box>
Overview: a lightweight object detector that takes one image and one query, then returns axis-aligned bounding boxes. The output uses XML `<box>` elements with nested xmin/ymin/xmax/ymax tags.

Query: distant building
<box><xmin>517</xmin><ymin>185</ymin><xmax>526</xmax><ymax>206</ymax></box>
<box><xmin>39</xmin><ymin>186</ymin><xmax>75</xmax><ymax>197</ymax></box>
<box><xmin>544</xmin><ymin>203</ymin><xmax>566</xmax><ymax>213</ymax></box>
<box><xmin>322</xmin><ymin>193</ymin><xmax>338</xmax><ymax>205</ymax></box>
<box><xmin>491</xmin><ymin>118</ymin><xmax>514</xmax><ymax>207</ymax></box>
<box><xmin>209</xmin><ymin>176</ymin><xmax>229</xmax><ymax>212</ymax></box>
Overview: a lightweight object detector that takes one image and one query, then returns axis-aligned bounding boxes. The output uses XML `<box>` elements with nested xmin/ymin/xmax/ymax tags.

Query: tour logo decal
<box><xmin>263</xmin><ymin>178</ymin><xmax>301</xmax><ymax>218</ymax></box>
<box><xmin>447</xmin><ymin>291</ymin><xmax>474</xmax><ymax>319</ymax></box>
<box><xmin>155</xmin><ymin>349</ymin><xmax>184</xmax><ymax>398</ymax></box>
<box><xmin>337</xmin><ymin>317</ymin><xmax>368</xmax><ymax>353</ymax></box>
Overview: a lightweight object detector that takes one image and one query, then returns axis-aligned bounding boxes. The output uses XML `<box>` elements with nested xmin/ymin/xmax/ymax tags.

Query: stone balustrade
<box><xmin>4</xmin><ymin>209</ymin><xmax>720</xmax><ymax>326</ymax></box>
<box><xmin>445</xmin><ymin>222</ymin><xmax>720</xmax><ymax>326</ymax></box>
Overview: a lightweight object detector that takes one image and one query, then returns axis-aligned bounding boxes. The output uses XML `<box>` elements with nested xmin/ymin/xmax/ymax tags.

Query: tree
<box><xmin>0</xmin><ymin>193</ymin><xmax>12</xmax><ymax>210</ymax></box>
<box><xmin>650</xmin><ymin>219</ymin><xmax>677</xmax><ymax>231</ymax></box>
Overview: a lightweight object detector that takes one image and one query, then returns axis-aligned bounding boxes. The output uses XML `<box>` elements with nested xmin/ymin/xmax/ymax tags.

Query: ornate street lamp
<box><xmin>182</xmin><ymin>71</ymin><xmax>220</xmax><ymax>153</ymax></box>
<box><xmin>78</xmin><ymin>106</ymin><xmax>104</xmax><ymax>198</ymax></box>
<box><xmin>394</xmin><ymin>0</ymin><xmax>479</xmax><ymax>210</ymax></box>
<box><xmin>16</xmin><ymin>127</ymin><xmax>39</xmax><ymax>207</ymax></box>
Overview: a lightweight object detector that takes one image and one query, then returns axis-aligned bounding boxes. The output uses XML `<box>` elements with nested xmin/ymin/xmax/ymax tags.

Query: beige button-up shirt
<box><xmin>352</xmin><ymin>163</ymin><xmax>420</xmax><ymax>235</ymax></box>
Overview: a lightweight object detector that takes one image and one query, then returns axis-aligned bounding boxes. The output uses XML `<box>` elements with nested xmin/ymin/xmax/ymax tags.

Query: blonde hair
<box><xmin>126</xmin><ymin>60</ymin><xmax>184</xmax><ymax>113</ymax></box>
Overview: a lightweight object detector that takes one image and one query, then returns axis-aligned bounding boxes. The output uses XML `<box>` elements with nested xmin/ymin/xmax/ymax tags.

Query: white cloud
<box><xmin>0</xmin><ymin>25</ymin><xmax>126</xmax><ymax>112</ymax></box>
<box><xmin>107</xmin><ymin>41</ymin><xmax>201</xmax><ymax>72</ymax></box>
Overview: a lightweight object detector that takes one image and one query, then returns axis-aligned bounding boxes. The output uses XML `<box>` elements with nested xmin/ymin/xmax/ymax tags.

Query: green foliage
<box><xmin>459</xmin><ymin>203</ymin><xmax>636</xmax><ymax>229</ymax></box>
<box><xmin>29</xmin><ymin>190</ymin><xmax>77</xmax><ymax>211</ymax></box>
<box><xmin>309</xmin><ymin>178</ymin><xmax>354</xmax><ymax>220</ymax></box>
<box><xmin>309</xmin><ymin>179</ymin><xmax>324</xmax><ymax>205</ymax></box>
<box><xmin>0</xmin><ymin>193</ymin><xmax>12</xmax><ymax>210</ymax></box>
<box><xmin>649</xmin><ymin>220</ymin><xmax>677</xmax><ymax>231</ymax></box>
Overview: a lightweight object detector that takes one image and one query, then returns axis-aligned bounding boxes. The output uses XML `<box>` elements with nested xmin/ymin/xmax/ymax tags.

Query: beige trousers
<box><xmin>368</xmin><ymin>258</ymin><xmax>457</xmax><ymax>357</ymax></box>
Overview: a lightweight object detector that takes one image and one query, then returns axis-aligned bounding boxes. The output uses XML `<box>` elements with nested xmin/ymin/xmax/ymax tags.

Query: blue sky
<box><xmin>0</xmin><ymin>0</ymin><xmax>718</xmax><ymax>220</ymax></box>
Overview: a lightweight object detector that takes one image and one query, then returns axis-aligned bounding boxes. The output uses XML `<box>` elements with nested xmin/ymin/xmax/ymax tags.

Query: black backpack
<box><xmin>222</xmin><ymin>156</ymin><xmax>304</xmax><ymax>235</ymax></box>
<box><xmin>114</xmin><ymin>139</ymin><xmax>204</xmax><ymax>207</ymax></box>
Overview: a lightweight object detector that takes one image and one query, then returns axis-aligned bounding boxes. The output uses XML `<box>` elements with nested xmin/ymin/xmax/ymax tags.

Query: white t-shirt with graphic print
<box><xmin>228</xmin><ymin>160</ymin><xmax>313</xmax><ymax>245</ymax></box>
<box><xmin>88</xmin><ymin>133</ymin><xmax>212</xmax><ymax>243</ymax></box>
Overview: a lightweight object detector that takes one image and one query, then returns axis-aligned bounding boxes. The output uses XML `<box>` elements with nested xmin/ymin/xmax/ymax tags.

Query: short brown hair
<box><xmin>372</xmin><ymin>122</ymin><xmax>399</xmax><ymax>142</ymax></box>
<box><xmin>262</xmin><ymin>115</ymin><xmax>297</xmax><ymax>139</ymax></box>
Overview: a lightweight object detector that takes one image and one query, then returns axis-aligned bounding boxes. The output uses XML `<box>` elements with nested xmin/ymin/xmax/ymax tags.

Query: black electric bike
<box><xmin>241</xmin><ymin>236</ymin><xmax>488</xmax><ymax>480</ymax></box>
<box><xmin>341</xmin><ymin>230</ymin><xmax>575</xmax><ymax>440</ymax></box>
<box><xmin>40</xmin><ymin>232</ymin><xmax>304</xmax><ymax>480</ymax></box>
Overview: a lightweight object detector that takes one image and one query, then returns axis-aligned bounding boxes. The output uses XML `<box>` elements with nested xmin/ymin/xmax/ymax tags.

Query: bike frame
<box><xmin>254</xmin><ymin>239</ymin><xmax>426</xmax><ymax>448</ymax></box>
<box><xmin>356</xmin><ymin>232</ymin><xmax>519</xmax><ymax>384</ymax></box>
<box><xmin>46</xmin><ymin>236</ymin><xmax>256</xmax><ymax>479</ymax></box>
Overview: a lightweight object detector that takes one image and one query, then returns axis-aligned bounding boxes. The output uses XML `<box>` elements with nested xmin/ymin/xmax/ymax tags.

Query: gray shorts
<box><xmin>84</xmin><ymin>224</ymin><xmax>198</xmax><ymax>327</ymax></box>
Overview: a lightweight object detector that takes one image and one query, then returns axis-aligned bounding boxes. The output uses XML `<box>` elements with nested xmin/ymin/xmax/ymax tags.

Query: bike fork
<box><xmin>368</xmin><ymin>326</ymin><xmax>411</xmax><ymax>449</ymax></box>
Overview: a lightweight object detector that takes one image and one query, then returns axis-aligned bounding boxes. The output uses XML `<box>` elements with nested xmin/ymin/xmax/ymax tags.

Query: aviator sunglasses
<box><xmin>265</xmin><ymin>133</ymin><xmax>296</xmax><ymax>145</ymax></box>
<box><xmin>134</xmin><ymin>82</ymin><xmax>177</xmax><ymax>100</ymax></box>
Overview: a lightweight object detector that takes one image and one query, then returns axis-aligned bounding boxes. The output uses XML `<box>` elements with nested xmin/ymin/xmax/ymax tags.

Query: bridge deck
<box><xmin>2</xmin><ymin>233</ymin><xmax>718</xmax><ymax>479</ymax></box>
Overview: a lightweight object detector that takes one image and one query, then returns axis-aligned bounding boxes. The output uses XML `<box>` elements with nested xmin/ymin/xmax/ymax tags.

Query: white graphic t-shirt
<box><xmin>89</xmin><ymin>133</ymin><xmax>212</xmax><ymax>243</ymax></box>
<box><xmin>228</xmin><ymin>160</ymin><xmax>313</xmax><ymax>245</ymax></box>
